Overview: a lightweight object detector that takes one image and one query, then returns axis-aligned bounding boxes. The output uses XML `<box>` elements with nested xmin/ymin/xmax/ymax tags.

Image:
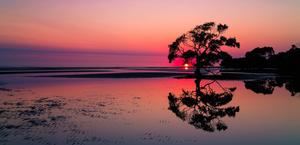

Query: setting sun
<box><xmin>0</xmin><ymin>1</ymin><xmax>299</xmax><ymax>145</ymax></box>
<box><xmin>184</xmin><ymin>63</ymin><xmax>189</xmax><ymax>70</ymax></box>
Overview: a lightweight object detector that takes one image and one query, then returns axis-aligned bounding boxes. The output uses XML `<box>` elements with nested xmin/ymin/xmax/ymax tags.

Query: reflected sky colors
<box><xmin>0</xmin><ymin>74</ymin><xmax>299</xmax><ymax>145</ymax></box>
<box><xmin>0</xmin><ymin>0</ymin><xmax>300</xmax><ymax>66</ymax></box>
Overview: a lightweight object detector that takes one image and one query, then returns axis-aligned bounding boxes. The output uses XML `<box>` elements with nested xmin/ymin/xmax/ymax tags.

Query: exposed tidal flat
<box><xmin>0</xmin><ymin>67</ymin><xmax>285</xmax><ymax>79</ymax></box>
<box><xmin>0</xmin><ymin>67</ymin><xmax>299</xmax><ymax>145</ymax></box>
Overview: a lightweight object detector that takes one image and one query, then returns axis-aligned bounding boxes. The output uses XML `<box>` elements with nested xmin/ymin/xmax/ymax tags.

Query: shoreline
<box><xmin>0</xmin><ymin>67</ymin><xmax>296</xmax><ymax>80</ymax></box>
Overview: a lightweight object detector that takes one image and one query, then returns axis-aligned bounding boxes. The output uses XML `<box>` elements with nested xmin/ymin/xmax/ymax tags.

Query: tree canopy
<box><xmin>168</xmin><ymin>22</ymin><xmax>240</xmax><ymax>68</ymax></box>
<box><xmin>245</xmin><ymin>47</ymin><xmax>275</xmax><ymax>60</ymax></box>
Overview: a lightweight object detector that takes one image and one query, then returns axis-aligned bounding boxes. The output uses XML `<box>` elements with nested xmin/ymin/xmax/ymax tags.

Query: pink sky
<box><xmin>0</xmin><ymin>0</ymin><xmax>299</xmax><ymax>66</ymax></box>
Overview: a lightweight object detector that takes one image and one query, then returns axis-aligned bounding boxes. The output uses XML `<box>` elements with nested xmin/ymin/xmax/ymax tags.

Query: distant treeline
<box><xmin>221</xmin><ymin>45</ymin><xmax>300</xmax><ymax>74</ymax></box>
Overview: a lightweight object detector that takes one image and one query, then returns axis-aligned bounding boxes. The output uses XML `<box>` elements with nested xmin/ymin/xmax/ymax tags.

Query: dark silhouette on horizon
<box><xmin>221</xmin><ymin>45</ymin><xmax>300</xmax><ymax>75</ymax></box>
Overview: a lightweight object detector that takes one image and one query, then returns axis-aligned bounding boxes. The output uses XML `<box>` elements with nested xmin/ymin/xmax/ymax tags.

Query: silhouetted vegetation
<box><xmin>244</xmin><ymin>78</ymin><xmax>300</xmax><ymax>96</ymax></box>
<box><xmin>167</xmin><ymin>22</ymin><xmax>240</xmax><ymax>132</ymax></box>
<box><xmin>168</xmin><ymin>22</ymin><xmax>239</xmax><ymax>77</ymax></box>
<box><xmin>221</xmin><ymin>45</ymin><xmax>300</xmax><ymax>74</ymax></box>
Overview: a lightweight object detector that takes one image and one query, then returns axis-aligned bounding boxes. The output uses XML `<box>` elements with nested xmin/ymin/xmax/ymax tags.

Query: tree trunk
<box><xmin>195</xmin><ymin>55</ymin><xmax>202</xmax><ymax>98</ymax></box>
<box><xmin>195</xmin><ymin>67</ymin><xmax>201</xmax><ymax>78</ymax></box>
<box><xmin>195</xmin><ymin>55</ymin><xmax>202</xmax><ymax>79</ymax></box>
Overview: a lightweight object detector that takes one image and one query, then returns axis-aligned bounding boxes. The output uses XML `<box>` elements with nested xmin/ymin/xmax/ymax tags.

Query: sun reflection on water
<box><xmin>184</xmin><ymin>63</ymin><xmax>189</xmax><ymax>70</ymax></box>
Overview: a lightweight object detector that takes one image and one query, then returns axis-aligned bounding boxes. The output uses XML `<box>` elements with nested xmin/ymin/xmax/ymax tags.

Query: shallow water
<box><xmin>0</xmin><ymin>69</ymin><xmax>299</xmax><ymax>145</ymax></box>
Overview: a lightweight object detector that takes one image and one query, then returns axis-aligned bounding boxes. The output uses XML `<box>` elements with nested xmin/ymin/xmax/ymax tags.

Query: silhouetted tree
<box><xmin>168</xmin><ymin>22</ymin><xmax>240</xmax><ymax>77</ymax></box>
<box><xmin>245</xmin><ymin>47</ymin><xmax>274</xmax><ymax>60</ymax></box>
<box><xmin>269</xmin><ymin>45</ymin><xmax>300</xmax><ymax>73</ymax></box>
<box><xmin>167</xmin><ymin>22</ymin><xmax>240</xmax><ymax>132</ymax></box>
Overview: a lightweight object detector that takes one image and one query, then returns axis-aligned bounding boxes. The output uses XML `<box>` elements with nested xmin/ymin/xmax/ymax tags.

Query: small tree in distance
<box><xmin>168</xmin><ymin>22</ymin><xmax>240</xmax><ymax>77</ymax></box>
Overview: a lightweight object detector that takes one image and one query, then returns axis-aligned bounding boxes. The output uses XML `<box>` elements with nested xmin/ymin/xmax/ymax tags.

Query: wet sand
<box><xmin>38</xmin><ymin>72</ymin><xmax>282</xmax><ymax>80</ymax></box>
<box><xmin>0</xmin><ymin>67</ymin><xmax>284</xmax><ymax>80</ymax></box>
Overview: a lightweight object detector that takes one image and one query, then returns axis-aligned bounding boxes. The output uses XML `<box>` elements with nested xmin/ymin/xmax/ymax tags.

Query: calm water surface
<box><xmin>0</xmin><ymin>70</ymin><xmax>299</xmax><ymax>145</ymax></box>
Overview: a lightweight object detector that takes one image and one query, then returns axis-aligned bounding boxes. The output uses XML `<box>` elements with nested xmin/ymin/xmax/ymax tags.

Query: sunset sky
<box><xmin>0</xmin><ymin>0</ymin><xmax>299</xmax><ymax>66</ymax></box>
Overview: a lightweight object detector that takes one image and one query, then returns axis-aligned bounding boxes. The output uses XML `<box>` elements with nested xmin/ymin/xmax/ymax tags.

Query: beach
<box><xmin>0</xmin><ymin>67</ymin><xmax>299</xmax><ymax>145</ymax></box>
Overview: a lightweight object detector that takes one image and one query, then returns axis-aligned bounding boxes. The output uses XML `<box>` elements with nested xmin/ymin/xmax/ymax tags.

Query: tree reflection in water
<box><xmin>168</xmin><ymin>78</ymin><xmax>240</xmax><ymax>132</ymax></box>
<box><xmin>244</xmin><ymin>78</ymin><xmax>300</xmax><ymax>96</ymax></box>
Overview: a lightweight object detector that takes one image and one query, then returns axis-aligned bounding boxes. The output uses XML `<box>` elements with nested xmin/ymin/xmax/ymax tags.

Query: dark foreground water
<box><xmin>0</xmin><ymin>68</ymin><xmax>299</xmax><ymax>145</ymax></box>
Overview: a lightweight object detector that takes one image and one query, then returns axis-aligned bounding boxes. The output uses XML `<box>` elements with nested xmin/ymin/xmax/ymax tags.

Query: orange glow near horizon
<box><xmin>0</xmin><ymin>0</ymin><xmax>300</xmax><ymax>66</ymax></box>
